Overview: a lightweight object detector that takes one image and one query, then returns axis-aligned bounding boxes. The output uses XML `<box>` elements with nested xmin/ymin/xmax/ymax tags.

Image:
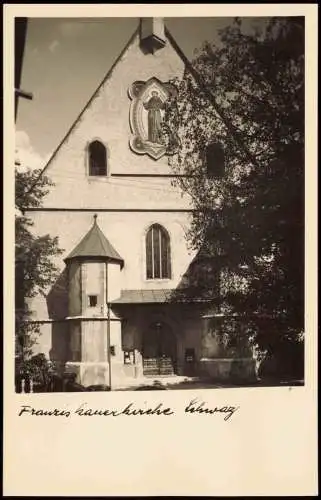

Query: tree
<box><xmin>15</xmin><ymin>167</ymin><xmax>63</xmax><ymax>383</ymax></box>
<box><xmin>164</xmin><ymin>17</ymin><xmax>304</xmax><ymax>379</ymax></box>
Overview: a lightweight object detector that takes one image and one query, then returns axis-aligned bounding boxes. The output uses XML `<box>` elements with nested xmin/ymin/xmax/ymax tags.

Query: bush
<box><xmin>15</xmin><ymin>353</ymin><xmax>62</xmax><ymax>392</ymax></box>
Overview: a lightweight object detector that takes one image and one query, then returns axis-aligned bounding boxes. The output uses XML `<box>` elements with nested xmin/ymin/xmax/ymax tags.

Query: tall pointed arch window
<box><xmin>146</xmin><ymin>224</ymin><xmax>171</xmax><ymax>279</ymax></box>
<box><xmin>88</xmin><ymin>140</ymin><xmax>107</xmax><ymax>176</ymax></box>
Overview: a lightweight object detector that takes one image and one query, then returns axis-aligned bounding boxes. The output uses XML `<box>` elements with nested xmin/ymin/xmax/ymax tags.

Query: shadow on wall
<box><xmin>46</xmin><ymin>268</ymin><xmax>70</xmax><ymax>366</ymax></box>
<box><xmin>47</xmin><ymin>268</ymin><xmax>69</xmax><ymax>319</ymax></box>
<box><xmin>170</xmin><ymin>248</ymin><xmax>221</xmax><ymax>305</ymax></box>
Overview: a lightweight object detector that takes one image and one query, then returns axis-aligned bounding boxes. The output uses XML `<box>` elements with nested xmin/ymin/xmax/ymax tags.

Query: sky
<box><xmin>16</xmin><ymin>16</ymin><xmax>266</xmax><ymax>170</ymax></box>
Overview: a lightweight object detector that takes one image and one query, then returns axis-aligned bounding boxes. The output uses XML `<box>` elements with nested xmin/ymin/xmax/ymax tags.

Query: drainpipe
<box><xmin>107</xmin><ymin>301</ymin><xmax>112</xmax><ymax>391</ymax></box>
<box><xmin>105</xmin><ymin>260</ymin><xmax>112</xmax><ymax>391</ymax></box>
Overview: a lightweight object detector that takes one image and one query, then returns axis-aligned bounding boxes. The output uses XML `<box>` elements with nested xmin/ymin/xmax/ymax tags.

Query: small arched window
<box><xmin>88</xmin><ymin>140</ymin><xmax>107</xmax><ymax>176</ymax></box>
<box><xmin>206</xmin><ymin>142</ymin><xmax>225</xmax><ymax>178</ymax></box>
<box><xmin>146</xmin><ymin>224</ymin><xmax>171</xmax><ymax>280</ymax></box>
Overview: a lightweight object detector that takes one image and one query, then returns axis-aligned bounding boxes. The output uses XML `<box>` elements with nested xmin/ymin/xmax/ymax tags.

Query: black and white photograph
<box><xmin>14</xmin><ymin>14</ymin><xmax>306</xmax><ymax>393</ymax></box>
<box><xmin>4</xmin><ymin>4</ymin><xmax>318</xmax><ymax>497</ymax></box>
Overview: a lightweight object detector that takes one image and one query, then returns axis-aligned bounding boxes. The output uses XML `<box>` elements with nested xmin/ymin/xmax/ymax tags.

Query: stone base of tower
<box><xmin>64</xmin><ymin>359</ymin><xmax>145</xmax><ymax>389</ymax></box>
<box><xmin>65</xmin><ymin>362</ymin><xmax>110</xmax><ymax>388</ymax></box>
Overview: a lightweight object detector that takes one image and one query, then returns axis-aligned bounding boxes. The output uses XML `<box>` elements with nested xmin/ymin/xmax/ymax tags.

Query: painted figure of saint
<box><xmin>143</xmin><ymin>91</ymin><xmax>164</xmax><ymax>144</ymax></box>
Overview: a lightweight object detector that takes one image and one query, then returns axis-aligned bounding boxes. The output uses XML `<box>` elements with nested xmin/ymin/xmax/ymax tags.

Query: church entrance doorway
<box><xmin>142</xmin><ymin>322</ymin><xmax>177</xmax><ymax>376</ymax></box>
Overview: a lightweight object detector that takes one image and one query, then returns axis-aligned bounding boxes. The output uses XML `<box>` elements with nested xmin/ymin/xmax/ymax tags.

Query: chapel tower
<box><xmin>64</xmin><ymin>215</ymin><xmax>124</xmax><ymax>386</ymax></box>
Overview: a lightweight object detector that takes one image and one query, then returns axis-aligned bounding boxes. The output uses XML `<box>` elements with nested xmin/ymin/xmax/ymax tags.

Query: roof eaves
<box><xmin>64</xmin><ymin>223</ymin><xmax>124</xmax><ymax>267</ymax></box>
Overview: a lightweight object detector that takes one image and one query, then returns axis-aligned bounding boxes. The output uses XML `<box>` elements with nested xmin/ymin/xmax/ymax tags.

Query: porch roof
<box><xmin>111</xmin><ymin>289</ymin><xmax>212</xmax><ymax>305</ymax></box>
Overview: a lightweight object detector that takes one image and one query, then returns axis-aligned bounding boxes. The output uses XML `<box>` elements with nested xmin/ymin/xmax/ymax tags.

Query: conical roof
<box><xmin>64</xmin><ymin>215</ymin><xmax>124</xmax><ymax>268</ymax></box>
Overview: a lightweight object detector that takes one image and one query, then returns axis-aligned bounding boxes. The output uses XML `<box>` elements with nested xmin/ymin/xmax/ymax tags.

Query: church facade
<box><xmin>25</xmin><ymin>19</ymin><xmax>256</xmax><ymax>389</ymax></box>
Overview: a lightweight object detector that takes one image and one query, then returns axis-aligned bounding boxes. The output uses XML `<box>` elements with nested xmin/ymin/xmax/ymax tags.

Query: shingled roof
<box><xmin>112</xmin><ymin>288</ymin><xmax>214</xmax><ymax>304</ymax></box>
<box><xmin>64</xmin><ymin>215</ymin><xmax>124</xmax><ymax>268</ymax></box>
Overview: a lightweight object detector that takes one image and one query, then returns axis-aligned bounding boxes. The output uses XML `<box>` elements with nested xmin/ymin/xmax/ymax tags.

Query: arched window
<box><xmin>206</xmin><ymin>142</ymin><xmax>225</xmax><ymax>178</ymax></box>
<box><xmin>88</xmin><ymin>140</ymin><xmax>107</xmax><ymax>176</ymax></box>
<box><xmin>146</xmin><ymin>224</ymin><xmax>171</xmax><ymax>279</ymax></box>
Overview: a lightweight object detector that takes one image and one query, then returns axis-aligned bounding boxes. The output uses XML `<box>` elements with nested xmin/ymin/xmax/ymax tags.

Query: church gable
<box><xmin>34</xmin><ymin>19</ymin><xmax>189</xmax><ymax>210</ymax></box>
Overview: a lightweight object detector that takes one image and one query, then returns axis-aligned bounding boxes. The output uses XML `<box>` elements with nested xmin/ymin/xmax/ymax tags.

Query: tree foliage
<box><xmin>164</xmin><ymin>17</ymin><xmax>304</xmax><ymax>376</ymax></box>
<box><xmin>15</xmin><ymin>168</ymin><xmax>63</xmax><ymax>377</ymax></box>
